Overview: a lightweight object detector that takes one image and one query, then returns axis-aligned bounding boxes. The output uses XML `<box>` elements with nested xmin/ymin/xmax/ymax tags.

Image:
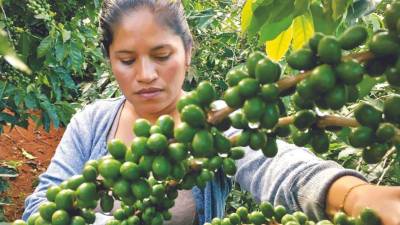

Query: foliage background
<box><xmin>0</xmin><ymin>0</ymin><xmax>399</xmax><ymax>220</ymax></box>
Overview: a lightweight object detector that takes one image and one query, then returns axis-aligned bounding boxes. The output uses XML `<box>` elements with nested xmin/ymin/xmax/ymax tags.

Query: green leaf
<box><xmin>265</xmin><ymin>0</ymin><xmax>294</xmax><ymax>23</ymax></box>
<box><xmin>310</xmin><ymin>2</ymin><xmax>337</xmax><ymax>34</ymax></box>
<box><xmin>357</xmin><ymin>76</ymin><xmax>382</xmax><ymax>99</ymax></box>
<box><xmin>55</xmin><ymin>67</ymin><xmax>76</xmax><ymax>90</ymax></box>
<box><xmin>292</xmin><ymin>13</ymin><xmax>314</xmax><ymax>51</ymax></box>
<box><xmin>41</xmin><ymin>107</ymin><xmax>51</xmax><ymax>132</ymax></box>
<box><xmin>249</xmin><ymin>0</ymin><xmax>294</xmax><ymax>41</ymax></box>
<box><xmin>37</xmin><ymin>35</ymin><xmax>53</xmax><ymax>58</ymax></box>
<box><xmin>0</xmin><ymin>166</ymin><xmax>17</xmax><ymax>178</ymax></box>
<box><xmin>69</xmin><ymin>42</ymin><xmax>83</xmax><ymax>71</ymax></box>
<box><xmin>346</xmin><ymin>0</ymin><xmax>377</xmax><ymax>21</ymax></box>
<box><xmin>252</xmin><ymin>0</ymin><xmax>274</xmax><ymax>9</ymax></box>
<box><xmin>16</xmin><ymin>119</ymin><xmax>29</xmax><ymax>129</ymax></box>
<box><xmin>17</xmin><ymin>31</ymin><xmax>31</xmax><ymax>63</ymax></box>
<box><xmin>40</xmin><ymin>100</ymin><xmax>60</xmax><ymax>128</ymax></box>
<box><xmin>55</xmin><ymin>39</ymin><xmax>66</xmax><ymax>62</ymax></box>
<box><xmin>61</xmin><ymin>29</ymin><xmax>71</xmax><ymax>43</ymax></box>
<box><xmin>13</xmin><ymin>91</ymin><xmax>23</xmax><ymax>106</ymax></box>
<box><xmin>241</xmin><ymin>0</ymin><xmax>253</xmax><ymax>33</ymax></box>
<box><xmin>49</xmin><ymin>75</ymin><xmax>62</xmax><ymax>101</ymax></box>
<box><xmin>56</xmin><ymin>101</ymin><xmax>76</xmax><ymax>125</ymax></box>
<box><xmin>4</xmin><ymin>83</ymin><xmax>16</xmax><ymax>98</ymax></box>
<box><xmin>0</xmin><ymin>112</ymin><xmax>16</xmax><ymax>124</ymax></box>
<box><xmin>332</xmin><ymin>0</ymin><xmax>353</xmax><ymax>20</ymax></box>
<box><xmin>247</xmin><ymin>1</ymin><xmax>276</xmax><ymax>38</ymax></box>
<box><xmin>259</xmin><ymin>16</ymin><xmax>293</xmax><ymax>43</ymax></box>
<box><xmin>265</xmin><ymin>23</ymin><xmax>293</xmax><ymax>62</ymax></box>
<box><xmin>0</xmin><ymin>178</ymin><xmax>10</xmax><ymax>192</ymax></box>
<box><xmin>294</xmin><ymin>0</ymin><xmax>310</xmax><ymax>17</ymax></box>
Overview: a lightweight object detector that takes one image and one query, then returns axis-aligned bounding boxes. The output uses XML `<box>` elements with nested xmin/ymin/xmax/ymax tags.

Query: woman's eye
<box><xmin>155</xmin><ymin>54</ymin><xmax>170</xmax><ymax>61</ymax></box>
<box><xmin>121</xmin><ymin>59</ymin><xmax>134</xmax><ymax>65</ymax></box>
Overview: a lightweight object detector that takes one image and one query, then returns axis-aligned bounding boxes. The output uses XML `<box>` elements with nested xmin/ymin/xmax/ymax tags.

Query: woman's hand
<box><xmin>345</xmin><ymin>183</ymin><xmax>400</xmax><ymax>225</ymax></box>
<box><xmin>326</xmin><ymin>176</ymin><xmax>400</xmax><ymax>225</ymax></box>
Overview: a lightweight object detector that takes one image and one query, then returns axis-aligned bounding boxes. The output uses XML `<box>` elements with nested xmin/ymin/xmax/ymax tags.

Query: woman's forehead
<box><xmin>111</xmin><ymin>8</ymin><xmax>182</xmax><ymax>50</ymax></box>
<box><xmin>118</xmin><ymin>8</ymin><xmax>178</xmax><ymax>36</ymax></box>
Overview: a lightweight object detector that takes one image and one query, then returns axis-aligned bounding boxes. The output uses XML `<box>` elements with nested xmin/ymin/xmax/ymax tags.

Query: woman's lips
<box><xmin>136</xmin><ymin>88</ymin><xmax>162</xmax><ymax>99</ymax></box>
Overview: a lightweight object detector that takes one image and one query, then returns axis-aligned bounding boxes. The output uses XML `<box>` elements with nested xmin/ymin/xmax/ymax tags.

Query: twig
<box><xmin>207</xmin><ymin>106</ymin><xmax>235</xmax><ymax>124</ymax></box>
<box><xmin>356</xmin><ymin>157</ymin><xmax>363</xmax><ymax>171</ymax></box>
<box><xmin>342</xmin><ymin>51</ymin><xmax>375</xmax><ymax>62</ymax></box>
<box><xmin>277</xmin><ymin>116</ymin><xmax>294</xmax><ymax>127</ymax></box>
<box><xmin>278</xmin><ymin>115</ymin><xmax>360</xmax><ymax>129</ymax></box>
<box><xmin>315</xmin><ymin>115</ymin><xmax>360</xmax><ymax>128</ymax></box>
<box><xmin>276</xmin><ymin>70</ymin><xmax>311</xmax><ymax>91</ymax></box>
<box><xmin>377</xmin><ymin>149</ymin><xmax>396</xmax><ymax>185</ymax></box>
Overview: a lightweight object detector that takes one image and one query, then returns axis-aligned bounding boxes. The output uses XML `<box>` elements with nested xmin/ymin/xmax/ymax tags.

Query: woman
<box><xmin>23</xmin><ymin>0</ymin><xmax>400</xmax><ymax>224</ymax></box>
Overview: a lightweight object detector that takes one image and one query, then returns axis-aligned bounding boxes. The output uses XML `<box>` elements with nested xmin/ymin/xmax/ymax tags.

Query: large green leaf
<box><xmin>17</xmin><ymin>31</ymin><xmax>31</xmax><ymax>63</ymax></box>
<box><xmin>265</xmin><ymin>23</ymin><xmax>293</xmax><ymax>62</ymax></box>
<box><xmin>292</xmin><ymin>13</ymin><xmax>314</xmax><ymax>50</ymax></box>
<box><xmin>346</xmin><ymin>0</ymin><xmax>377</xmax><ymax>22</ymax></box>
<box><xmin>248</xmin><ymin>0</ymin><xmax>295</xmax><ymax>41</ymax></box>
<box><xmin>0</xmin><ymin>167</ymin><xmax>18</xmax><ymax>178</ymax></box>
<box><xmin>357</xmin><ymin>76</ymin><xmax>384</xmax><ymax>99</ymax></box>
<box><xmin>24</xmin><ymin>92</ymin><xmax>37</xmax><ymax>109</ymax></box>
<box><xmin>69</xmin><ymin>41</ymin><xmax>83</xmax><ymax>71</ymax></box>
<box><xmin>37</xmin><ymin>35</ymin><xmax>53</xmax><ymax>58</ymax></box>
<box><xmin>267</xmin><ymin>0</ymin><xmax>295</xmax><ymax>23</ymax></box>
<box><xmin>252</xmin><ymin>0</ymin><xmax>274</xmax><ymax>11</ymax></box>
<box><xmin>56</xmin><ymin>101</ymin><xmax>76</xmax><ymax>125</ymax></box>
<box><xmin>241</xmin><ymin>0</ymin><xmax>253</xmax><ymax>33</ymax></box>
<box><xmin>61</xmin><ymin>29</ymin><xmax>71</xmax><ymax>43</ymax></box>
<box><xmin>13</xmin><ymin>91</ymin><xmax>23</xmax><ymax>107</ymax></box>
<box><xmin>246</xmin><ymin>0</ymin><xmax>281</xmax><ymax>38</ymax></box>
<box><xmin>332</xmin><ymin>0</ymin><xmax>353</xmax><ymax>20</ymax></box>
<box><xmin>55</xmin><ymin>67</ymin><xmax>76</xmax><ymax>90</ymax></box>
<box><xmin>0</xmin><ymin>112</ymin><xmax>16</xmax><ymax>124</ymax></box>
<box><xmin>40</xmin><ymin>100</ymin><xmax>60</xmax><ymax>129</ymax></box>
<box><xmin>294</xmin><ymin>0</ymin><xmax>310</xmax><ymax>17</ymax></box>
<box><xmin>55</xmin><ymin>38</ymin><xmax>67</xmax><ymax>62</ymax></box>
<box><xmin>49</xmin><ymin>75</ymin><xmax>62</xmax><ymax>101</ymax></box>
<box><xmin>259</xmin><ymin>16</ymin><xmax>293</xmax><ymax>43</ymax></box>
<box><xmin>310</xmin><ymin>2</ymin><xmax>337</xmax><ymax>34</ymax></box>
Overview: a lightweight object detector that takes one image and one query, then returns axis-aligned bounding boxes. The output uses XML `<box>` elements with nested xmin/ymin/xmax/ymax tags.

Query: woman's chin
<box><xmin>131</xmin><ymin>98</ymin><xmax>174</xmax><ymax>115</ymax></box>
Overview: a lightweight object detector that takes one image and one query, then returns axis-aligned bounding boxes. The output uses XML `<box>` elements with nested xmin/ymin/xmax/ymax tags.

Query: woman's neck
<box><xmin>125</xmin><ymin>91</ymin><xmax>183</xmax><ymax>124</ymax></box>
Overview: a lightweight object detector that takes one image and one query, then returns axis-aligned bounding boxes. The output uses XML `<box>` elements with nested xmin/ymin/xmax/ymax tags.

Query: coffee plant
<box><xmin>0</xmin><ymin>0</ymin><xmax>108</xmax><ymax>133</ymax></box>
<box><xmin>9</xmin><ymin>1</ymin><xmax>400</xmax><ymax>224</ymax></box>
<box><xmin>206</xmin><ymin>204</ymin><xmax>380</xmax><ymax>225</ymax></box>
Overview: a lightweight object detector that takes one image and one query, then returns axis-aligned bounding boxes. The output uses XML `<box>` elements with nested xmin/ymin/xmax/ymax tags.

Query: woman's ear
<box><xmin>185</xmin><ymin>48</ymin><xmax>192</xmax><ymax>69</ymax></box>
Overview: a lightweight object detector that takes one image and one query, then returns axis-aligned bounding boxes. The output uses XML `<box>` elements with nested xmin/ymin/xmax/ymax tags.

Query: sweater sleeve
<box><xmin>22</xmin><ymin>105</ymin><xmax>94</xmax><ymax>220</ymax></box>
<box><xmin>233</xmin><ymin>138</ymin><xmax>367</xmax><ymax>221</ymax></box>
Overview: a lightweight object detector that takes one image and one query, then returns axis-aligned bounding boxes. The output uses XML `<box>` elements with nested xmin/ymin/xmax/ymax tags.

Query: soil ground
<box><xmin>0</xmin><ymin>120</ymin><xmax>64</xmax><ymax>221</ymax></box>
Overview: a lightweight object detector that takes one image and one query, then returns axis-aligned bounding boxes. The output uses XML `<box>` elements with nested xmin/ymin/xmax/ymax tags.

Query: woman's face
<box><xmin>109</xmin><ymin>8</ymin><xmax>190</xmax><ymax>115</ymax></box>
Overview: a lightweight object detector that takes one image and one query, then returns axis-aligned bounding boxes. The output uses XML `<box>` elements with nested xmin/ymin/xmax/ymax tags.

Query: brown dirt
<box><xmin>0</xmin><ymin>119</ymin><xmax>64</xmax><ymax>221</ymax></box>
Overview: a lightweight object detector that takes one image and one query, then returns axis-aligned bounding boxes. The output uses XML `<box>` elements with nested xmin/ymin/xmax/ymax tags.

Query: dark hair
<box><xmin>99</xmin><ymin>0</ymin><xmax>193</xmax><ymax>57</ymax></box>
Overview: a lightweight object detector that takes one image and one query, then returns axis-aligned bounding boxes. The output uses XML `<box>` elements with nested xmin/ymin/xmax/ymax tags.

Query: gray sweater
<box><xmin>23</xmin><ymin>96</ymin><xmax>365</xmax><ymax>224</ymax></box>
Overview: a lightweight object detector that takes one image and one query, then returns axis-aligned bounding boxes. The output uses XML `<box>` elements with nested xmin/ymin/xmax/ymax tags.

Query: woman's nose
<box><xmin>136</xmin><ymin>57</ymin><xmax>158</xmax><ymax>83</ymax></box>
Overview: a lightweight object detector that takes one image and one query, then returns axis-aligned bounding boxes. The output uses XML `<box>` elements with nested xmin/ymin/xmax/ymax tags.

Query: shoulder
<box><xmin>74</xmin><ymin>96</ymin><xmax>125</xmax><ymax>121</ymax></box>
